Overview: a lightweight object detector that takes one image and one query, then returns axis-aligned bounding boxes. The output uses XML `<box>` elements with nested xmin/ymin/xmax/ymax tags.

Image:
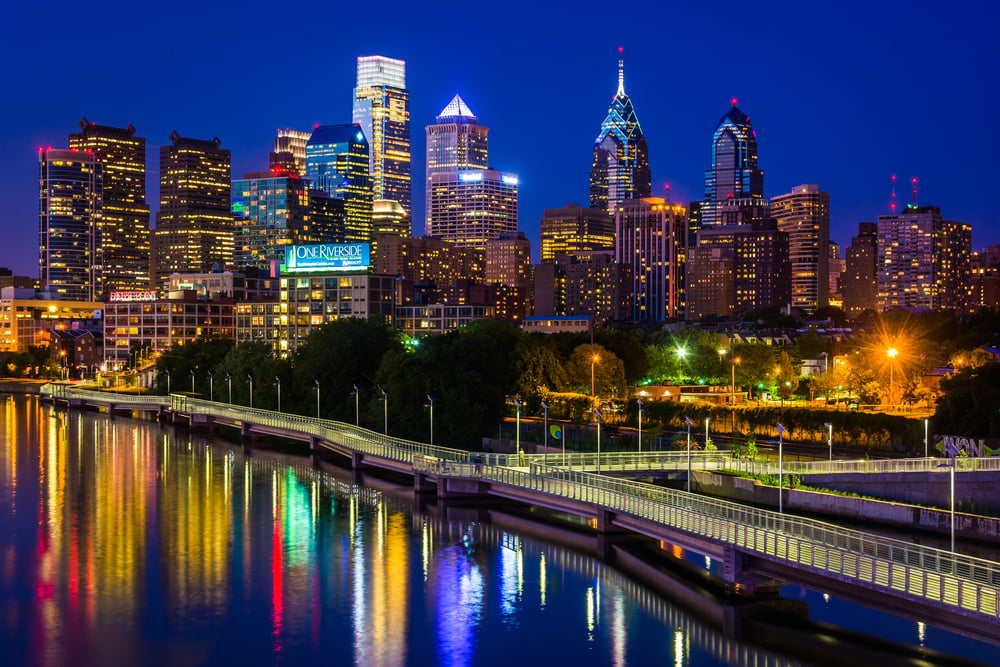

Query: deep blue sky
<box><xmin>2</xmin><ymin>0</ymin><xmax>995</xmax><ymax>278</ymax></box>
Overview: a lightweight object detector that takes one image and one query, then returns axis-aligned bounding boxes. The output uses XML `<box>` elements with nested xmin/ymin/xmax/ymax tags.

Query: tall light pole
<box><xmin>380</xmin><ymin>387</ymin><xmax>389</xmax><ymax>434</ymax></box>
<box><xmin>425</xmin><ymin>394</ymin><xmax>435</xmax><ymax>446</ymax></box>
<box><xmin>166</xmin><ymin>369</ymin><xmax>171</xmax><ymax>395</ymax></box>
<box><xmin>351</xmin><ymin>384</ymin><xmax>360</xmax><ymax>426</ymax></box>
<box><xmin>637</xmin><ymin>398</ymin><xmax>644</xmax><ymax>453</ymax></box>
<box><xmin>208</xmin><ymin>371</ymin><xmax>214</xmax><ymax>402</ymax></box>
<box><xmin>777</xmin><ymin>423</ymin><xmax>787</xmax><ymax>513</ymax></box>
<box><xmin>590</xmin><ymin>353</ymin><xmax>599</xmax><ymax>405</ymax></box>
<box><xmin>190</xmin><ymin>369</ymin><xmax>195</xmax><ymax>395</ymax></box>
<box><xmin>887</xmin><ymin>347</ymin><xmax>898</xmax><ymax>407</ymax></box>
<box><xmin>684</xmin><ymin>416</ymin><xmax>693</xmax><ymax>492</ymax></box>
<box><xmin>314</xmin><ymin>380</ymin><xmax>321</xmax><ymax>418</ymax></box>
<box><xmin>514</xmin><ymin>398</ymin><xmax>522</xmax><ymax>459</ymax></box>
<box><xmin>595</xmin><ymin>406</ymin><xmax>602</xmax><ymax>474</ymax></box>
<box><xmin>275</xmin><ymin>376</ymin><xmax>281</xmax><ymax>412</ymax></box>
<box><xmin>825</xmin><ymin>422</ymin><xmax>833</xmax><ymax>461</ymax></box>
<box><xmin>924</xmin><ymin>418</ymin><xmax>929</xmax><ymax>458</ymax></box>
<box><xmin>247</xmin><ymin>374</ymin><xmax>254</xmax><ymax>408</ymax></box>
<box><xmin>541</xmin><ymin>401</ymin><xmax>549</xmax><ymax>464</ymax></box>
<box><xmin>226</xmin><ymin>372</ymin><xmax>232</xmax><ymax>404</ymax></box>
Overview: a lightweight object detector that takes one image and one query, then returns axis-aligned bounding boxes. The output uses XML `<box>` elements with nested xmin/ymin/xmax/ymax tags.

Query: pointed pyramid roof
<box><xmin>436</xmin><ymin>95</ymin><xmax>477</xmax><ymax>122</ymax></box>
<box><xmin>594</xmin><ymin>51</ymin><xmax>644</xmax><ymax>144</ymax></box>
<box><xmin>717</xmin><ymin>102</ymin><xmax>751</xmax><ymax>129</ymax></box>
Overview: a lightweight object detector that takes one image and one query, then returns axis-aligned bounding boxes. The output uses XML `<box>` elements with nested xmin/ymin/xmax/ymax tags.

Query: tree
<box><xmin>934</xmin><ymin>362</ymin><xmax>1000</xmax><ymax>438</ymax></box>
<box><xmin>566</xmin><ymin>344</ymin><xmax>627</xmax><ymax>399</ymax></box>
<box><xmin>514</xmin><ymin>337</ymin><xmax>568</xmax><ymax>409</ymax></box>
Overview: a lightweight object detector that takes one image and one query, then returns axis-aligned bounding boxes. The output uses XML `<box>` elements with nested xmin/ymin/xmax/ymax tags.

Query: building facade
<box><xmin>427</xmin><ymin>169</ymin><xmax>518</xmax><ymax>248</ymax></box>
<box><xmin>876</xmin><ymin>205</ymin><xmax>971</xmax><ymax>310</ymax></box>
<box><xmin>68</xmin><ymin>118</ymin><xmax>150</xmax><ymax>295</ymax></box>
<box><xmin>770</xmin><ymin>184</ymin><xmax>830</xmax><ymax>313</ymax></box>
<box><xmin>840</xmin><ymin>222</ymin><xmax>878</xmax><ymax>317</ymax></box>
<box><xmin>395</xmin><ymin>304</ymin><xmax>492</xmax><ymax>338</ymax></box>
<box><xmin>269</xmin><ymin>129</ymin><xmax>310</xmax><ymax>175</ymax></box>
<box><xmin>39</xmin><ymin>149</ymin><xmax>101</xmax><ymax>300</ymax></box>
<box><xmin>539</xmin><ymin>203</ymin><xmax>615</xmax><ymax>263</ymax></box>
<box><xmin>425</xmin><ymin>95</ymin><xmax>489</xmax><ymax>227</ymax></box>
<box><xmin>232</xmin><ymin>171</ymin><xmax>311</xmax><ymax>271</ymax></box>
<box><xmin>305</xmin><ymin>124</ymin><xmax>373</xmax><ymax>243</ymax></box>
<box><xmin>353</xmin><ymin>55</ymin><xmax>411</xmax><ymax>214</ymax></box>
<box><xmin>614</xmin><ymin>198</ymin><xmax>686</xmax><ymax>322</ymax></box>
<box><xmin>373</xmin><ymin>235</ymin><xmax>485</xmax><ymax>288</ymax></box>
<box><xmin>152</xmin><ymin>132</ymin><xmax>233</xmax><ymax>284</ymax></box>
<box><xmin>0</xmin><ymin>288</ymin><xmax>103</xmax><ymax>354</ymax></box>
<box><xmin>589</xmin><ymin>51</ymin><xmax>650</xmax><ymax>216</ymax></box>
<box><xmin>701</xmin><ymin>102</ymin><xmax>764</xmax><ymax>228</ymax></box>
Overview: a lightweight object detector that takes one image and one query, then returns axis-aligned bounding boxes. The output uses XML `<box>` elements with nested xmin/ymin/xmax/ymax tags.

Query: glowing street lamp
<box><xmin>887</xmin><ymin>347</ymin><xmax>899</xmax><ymax>406</ymax></box>
<box><xmin>590</xmin><ymin>353</ymin><xmax>599</xmax><ymax>400</ymax></box>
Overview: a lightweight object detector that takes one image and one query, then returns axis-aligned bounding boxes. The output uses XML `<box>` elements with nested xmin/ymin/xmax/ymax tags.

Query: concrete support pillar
<box><xmin>351</xmin><ymin>451</ymin><xmax>365</xmax><ymax>469</ymax></box>
<box><xmin>413</xmin><ymin>472</ymin><xmax>436</xmax><ymax>494</ymax></box>
<box><xmin>722</xmin><ymin>546</ymin><xmax>783</xmax><ymax>595</ymax></box>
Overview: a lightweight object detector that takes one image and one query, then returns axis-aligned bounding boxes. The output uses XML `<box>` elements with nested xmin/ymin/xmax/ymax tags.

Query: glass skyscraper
<box><xmin>701</xmin><ymin>101</ymin><xmax>765</xmax><ymax>228</ymax></box>
<box><xmin>305</xmin><ymin>124</ymin><xmax>373</xmax><ymax>244</ymax></box>
<box><xmin>39</xmin><ymin>149</ymin><xmax>101</xmax><ymax>300</ymax></box>
<box><xmin>353</xmin><ymin>55</ymin><xmax>411</xmax><ymax>215</ymax></box>
<box><xmin>68</xmin><ymin>118</ymin><xmax>150</xmax><ymax>294</ymax></box>
<box><xmin>589</xmin><ymin>51</ymin><xmax>650</xmax><ymax>216</ymax></box>
<box><xmin>232</xmin><ymin>172</ymin><xmax>311</xmax><ymax>271</ymax></box>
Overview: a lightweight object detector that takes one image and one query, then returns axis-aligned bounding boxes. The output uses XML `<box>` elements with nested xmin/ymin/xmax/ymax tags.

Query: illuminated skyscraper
<box><xmin>353</xmin><ymin>55</ymin><xmax>411</xmax><ymax>214</ymax></box>
<box><xmin>876</xmin><ymin>205</ymin><xmax>971</xmax><ymax>310</ymax></box>
<box><xmin>427</xmin><ymin>170</ymin><xmax>518</xmax><ymax>248</ymax></box>
<box><xmin>68</xmin><ymin>118</ymin><xmax>150</xmax><ymax>294</ymax></box>
<box><xmin>701</xmin><ymin>101</ymin><xmax>764</xmax><ymax>228</ymax></box>
<box><xmin>269</xmin><ymin>129</ymin><xmax>310</xmax><ymax>175</ymax></box>
<box><xmin>589</xmin><ymin>50</ymin><xmax>650</xmax><ymax>216</ymax></box>
<box><xmin>614</xmin><ymin>198</ymin><xmax>686</xmax><ymax>322</ymax></box>
<box><xmin>539</xmin><ymin>204</ymin><xmax>614</xmax><ymax>263</ymax></box>
<box><xmin>771</xmin><ymin>184</ymin><xmax>830</xmax><ymax>312</ymax></box>
<box><xmin>152</xmin><ymin>132</ymin><xmax>233</xmax><ymax>285</ymax></box>
<box><xmin>305</xmin><ymin>124</ymin><xmax>373</xmax><ymax>243</ymax></box>
<box><xmin>425</xmin><ymin>95</ymin><xmax>489</xmax><ymax>227</ymax></box>
<box><xmin>39</xmin><ymin>149</ymin><xmax>101</xmax><ymax>300</ymax></box>
<box><xmin>372</xmin><ymin>199</ymin><xmax>410</xmax><ymax>255</ymax></box>
<box><xmin>232</xmin><ymin>171</ymin><xmax>311</xmax><ymax>271</ymax></box>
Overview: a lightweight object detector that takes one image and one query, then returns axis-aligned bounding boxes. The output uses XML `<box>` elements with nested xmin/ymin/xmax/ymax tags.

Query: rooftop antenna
<box><xmin>664</xmin><ymin>183</ymin><xmax>671</xmax><ymax>203</ymax></box>
<box><xmin>890</xmin><ymin>174</ymin><xmax>896</xmax><ymax>212</ymax></box>
<box><xmin>911</xmin><ymin>177</ymin><xmax>918</xmax><ymax>206</ymax></box>
<box><xmin>617</xmin><ymin>47</ymin><xmax>625</xmax><ymax>97</ymax></box>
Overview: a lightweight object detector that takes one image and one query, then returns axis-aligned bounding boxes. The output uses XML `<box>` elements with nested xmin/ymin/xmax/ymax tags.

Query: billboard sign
<box><xmin>283</xmin><ymin>243</ymin><xmax>370</xmax><ymax>273</ymax></box>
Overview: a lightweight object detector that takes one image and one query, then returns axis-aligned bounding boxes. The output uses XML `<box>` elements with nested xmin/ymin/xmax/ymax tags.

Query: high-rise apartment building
<box><xmin>427</xmin><ymin>169</ymin><xmax>518</xmax><ymax>248</ymax></box>
<box><xmin>152</xmin><ymin>132</ymin><xmax>232</xmax><ymax>285</ymax></box>
<box><xmin>484</xmin><ymin>232</ymin><xmax>531</xmax><ymax>287</ymax></box>
<box><xmin>590</xmin><ymin>51</ymin><xmax>651</xmax><ymax>216</ymax></box>
<box><xmin>68</xmin><ymin>118</ymin><xmax>150</xmax><ymax>294</ymax></box>
<box><xmin>614</xmin><ymin>198</ymin><xmax>686</xmax><ymax>322</ymax></box>
<box><xmin>425</xmin><ymin>95</ymin><xmax>489</xmax><ymax>227</ymax></box>
<box><xmin>353</xmin><ymin>55</ymin><xmax>410</xmax><ymax>214</ymax></box>
<box><xmin>841</xmin><ymin>222</ymin><xmax>879</xmax><ymax>317</ymax></box>
<box><xmin>539</xmin><ymin>204</ymin><xmax>615</xmax><ymax>263</ymax></box>
<box><xmin>232</xmin><ymin>172</ymin><xmax>311</xmax><ymax>271</ymax></box>
<box><xmin>701</xmin><ymin>101</ymin><xmax>764</xmax><ymax>228</ymax></box>
<box><xmin>373</xmin><ymin>235</ymin><xmax>485</xmax><ymax>287</ymax></box>
<box><xmin>770</xmin><ymin>184</ymin><xmax>830</xmax><ymax>312</ymax></box>
<box><xmin>828</xmin><ymin>241</ymin><xmax>845</xmax><ymax>307</ymax></box>
<box><xmin>269</xmin><ymin>129</ymin><xmax>310</xmax><ymax>175</ymax></box>
<box><xmin>305</xmin><ymin>124</ymin><xmax>373</xmax><ymax>243</ymax></box>
<box><xmin>876</xmin><ymin>205</ymin><xmax>971</xmax><ymax>310</ymax></box>
<box><xmin>372</xmin><ymin>199</ymin><xmax>410</xmax><ymax>255</ymax></box>
<box><xmin>39</xmin><ymin>149</ymin><xmax>101</xmax><ymax>300</ymax></box>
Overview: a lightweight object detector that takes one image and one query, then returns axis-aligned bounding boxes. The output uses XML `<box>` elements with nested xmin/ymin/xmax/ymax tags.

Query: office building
<box><xmin>732</xmin><ymin>220</ymin><xmax>791</xmax><ymax>314</ymax></box>
<box><xmin>373</xmin><ymin>235</ymin><xmax>485</xmax><ymax>288</ymax></box>
<box><xmin>68</xmin><ymin>118</ymin><xmax>150</xmax><ymax>294</ymax></box>
<box><xmin>590</xmin><ymin>50</ymin><xmax>650</xmax><ymax>216</ymax></box>
<box><xmin>701</xmin><ymin>101</ymin><xmax>764</xmax><ymax>228</ymax></box>
<box><xmin>372</xmin><ymin>199</ymin><xmax>410</xmax><ymax>254</ymax></box>
<box><xmin>308</xmin><ymin>190</ymin><xmax>348</xmax><ymax>243</ymax></box>
<box><xmin>152</xmin><ymin>132</ymin><xmax>233</xmax><ymax>285</ymax></box>
<box><xmin>841</xmin><ymin>222</ymin><xmax>879</xmax><ymax>317</ymax></box>
<box><xmin>771</xmin><ymin>184</ymin><xmax>830</xmax><ymax>312</ymax></box>
<box><xmin>539</xmin><ymin>204</ymin><xmax>614</xmax><ymax>263</ymax></box>
<box><xmin>427</xmin><ymin>169</ymin><xmax>518</xmax><ymax>248</ymax></box>
<box><xmin>269</xmin><ymin>129</ymin><xmax>310</xmax><ymax>174</ymax></box>
<box><xmin>232</xmin><ymin>171</ymin><xmax>311</xmax><ymax>271</ymax></box>
<box><xmin>353</xmin><ymin>55</ymin><xmax>410</xmax><ymax>213</ymax></box>
<box><xmin>305</xmin><ymin>124</ymin><xmax>373</xmax><ymax>243</ymax></box>
<box><xmin>828</xmin><ymin>241</ymin><xmax>845</xmax><ymax>307</ymax></box>
<box><xmin>877</xmin><ymin>205</ymin><xmax>971</xmax><ymax>310</ymax></box>
<box><xmin>970</xmin><ymin>246</ymin><xmax>1000</xmax><ymax>311</ymax></box>
<box><xmin>533</xmin><ymin>250</ymin><xmax>630</xmax><ymax>324</ymax></box>
<box><xmin>614</xmin><ymin>198</ymin><xmax>686</xmax><ymax>322</ymax></box>
<box><xmin>425</xmin><ymin>95</ymin><xmax>489</xmax><ymax>225</ymax></box>
<box><xmin>39</xmin><ymin>149</ymin><xmax>101</xmax><ymax>301</ymax></box>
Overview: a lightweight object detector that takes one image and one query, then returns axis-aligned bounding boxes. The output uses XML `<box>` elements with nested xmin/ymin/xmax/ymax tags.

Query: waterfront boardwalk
<box><xmin>39</xmin><ymin>384</ymin><xmax>1000</xmax><ymax>644</ymax></box>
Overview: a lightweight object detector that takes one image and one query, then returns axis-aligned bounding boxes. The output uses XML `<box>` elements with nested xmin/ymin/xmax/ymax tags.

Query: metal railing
<box><xmin>533</xmin><ymin>450</ymin><xmax>733</xmax><ymax>471</ymax></box>
<box><xmin>768</xmin><ymin>457</ymin><xmax>1000</xmax><ymax>475</ymax></box>
<box><xmin>414</xmin><ymin>456</ymin><xmax>1000</xmax><ymax>620</ymax></box>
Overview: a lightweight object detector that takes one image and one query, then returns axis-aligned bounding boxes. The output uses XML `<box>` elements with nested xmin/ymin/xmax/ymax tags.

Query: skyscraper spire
<box><xmin>617</xmin><ymin>47</ymin><xmax>625</xmax><ymax>97</ymax></box>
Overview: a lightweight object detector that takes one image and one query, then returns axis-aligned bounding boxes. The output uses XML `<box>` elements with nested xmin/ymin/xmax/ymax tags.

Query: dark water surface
<box><xmin>0</xmin><ymin>396</ymin><xmax>998</xmax><ymax>666</ymax></box>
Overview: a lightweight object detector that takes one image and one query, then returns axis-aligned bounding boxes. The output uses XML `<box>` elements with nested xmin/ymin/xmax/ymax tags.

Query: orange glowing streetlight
<box><xmin>887</xmin><ymin>347</ymin><xmax>899</xmax><ymax>405</ymax></box>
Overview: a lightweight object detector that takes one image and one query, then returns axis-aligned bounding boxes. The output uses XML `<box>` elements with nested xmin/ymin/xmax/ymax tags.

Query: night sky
<box><xmin>2</xmin><ymin>0</ymin><xmax>994</xmax><ymax>278</ymax></box>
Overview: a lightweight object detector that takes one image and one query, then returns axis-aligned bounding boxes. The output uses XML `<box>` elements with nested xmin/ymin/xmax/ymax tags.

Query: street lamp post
<box><xmin>514</xmin><ymin>398</ymin><xmax>522</xmax><ymax>460</ymax></box>
<box><xmin>190</xmin><ymin>369</ymin><xmax>195</xmax><ymax>395</ymax></box>
<box><xmin>247</xmin><ymin>374</ymin><xmax>254</xmax><ymax>408</ymax></box>
<box><xmin>595</xmin><ymin>406</ymin><xmax>602</xmax><ymax>474</ymax></box>
<box><xmin>777</xmin><ymin>423</ymin><xmax>786</xmax><ymax>513</ymax></box>
<box><xmin>590</xmin><ymin>353</ymin><xmax>599</xmax><ymax>406</ymax></box>
<box><xmin>226</xmin><ymin>372</ymin><xmax>232</xmax><ymax>404</ymax></box>
<box><xmin>208</xmin><ymin>371</ymin><xmax>214</xmax><ymax>402</ymax></box>
<box><xmin>380</xmin><ymin>387</ymin><xmax>389</xmax><ymax>434</ymax></box>
<box><xmin>924</xmin><ymin>418</ymin><xmax>929</xmax><ymax>458</ymax></box>
<box><xmin>314</xmin><ymin>380</ymin><xmax>321</xmax><ymax>418</ymax></box>
<box><xmin>637</xmin><ymin>398</ymin><xmax>643</xmax><ymax>453</ymax></box>
<box><xmin>541</xmin><ymin>401</ymin><xmax>549</xmax><ymax>465</ymax></box>
<box><xmin>425</xmin><ymin>394</ymin><xmax>435</xmax><ymax>446</ymax></box>
<box><xmin>825</xmin><ymin>422</ymin><xmax>833</xmax><ymax>461</ymax></box>
<box><xmin>684</xmin><ymin>416</ymin><xmax>693</xmax><ymax>492</ymax></box>
<box><xmin>275</xmin><ymin>376</ymin><xmax>281</xmax><ymax>412</ymax></box>
<box><xmin>351</xmin><ymin>384</ymin><xmax>360</xmax><ymax>426</ymax></box>
<box><xmin>887</xmin><ymin>347</ymin><xmax>898</xmax><ymax>407</ymax></box>
<box><xmin>166</xmin><ymin>369</ymin><xmax>171</xmax><ymax>395</ymax></box>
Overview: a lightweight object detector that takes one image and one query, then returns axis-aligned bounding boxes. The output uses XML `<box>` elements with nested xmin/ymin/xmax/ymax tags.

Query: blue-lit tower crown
<box><xmin>701</xmin><ymin>100</ymin><xmax>764</xmax><ymax>227</ymax></box>
<box><xmin>589</xmin><ymin>50</ymin><xmax>651</xmax><ymax>215</ymax></box>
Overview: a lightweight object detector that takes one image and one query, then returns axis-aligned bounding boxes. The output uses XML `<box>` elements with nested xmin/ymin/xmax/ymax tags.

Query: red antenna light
<box><xmin>890</xmin><ymin>174</ymin><xmax>897</xmax><ymax>212</ymax></box>
<box><xmin>618</xmin><ymin>46</ymin><xmax>624</xmax><ymax>53</ymax></box>
<box><xmin>911</xmin><ymin>177</ymin><xmax>918</xmax><ymax>206</ymax></box>
<box><xmin>731</xmin><ymin>96</ymin><xmax>738</xmax><ymax>106</ymax></box>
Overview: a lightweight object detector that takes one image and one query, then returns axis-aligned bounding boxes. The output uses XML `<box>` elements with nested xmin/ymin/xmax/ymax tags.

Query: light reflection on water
<box><xmin>0</xmin><ymin>396</ymin><xmax>996</xmax><ymax>666</ymax></box>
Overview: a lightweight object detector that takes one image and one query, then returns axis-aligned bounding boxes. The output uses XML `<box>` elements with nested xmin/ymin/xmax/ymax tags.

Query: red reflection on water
<box><xmin>271</xmin><ymin>501</ymin><xmax>284</xmax><ymax>656</ymax></box>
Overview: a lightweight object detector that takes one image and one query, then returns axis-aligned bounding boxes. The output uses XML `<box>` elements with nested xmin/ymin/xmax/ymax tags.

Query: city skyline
<box><xmin>1</xmin><ymin>1</ymin><xmax>994</xmax><ymax>278</ymax></box>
